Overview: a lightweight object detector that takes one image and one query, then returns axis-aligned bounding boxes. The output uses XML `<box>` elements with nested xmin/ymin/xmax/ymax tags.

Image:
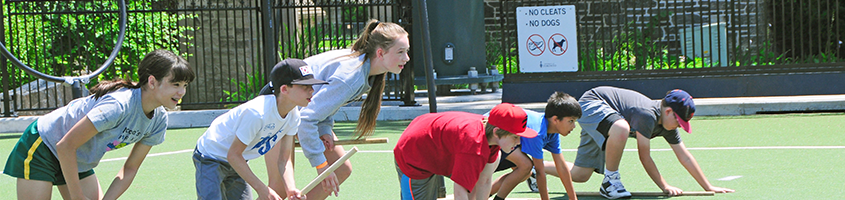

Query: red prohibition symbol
<box><xmin>527</xmin><ymin>34</ymin><xmax>545</xmax><ymax>56</ymax></box>
<box><xmin>548</xmin><ymin>33</ymin><xmax>568</xmax><ymax>56</ymax></box>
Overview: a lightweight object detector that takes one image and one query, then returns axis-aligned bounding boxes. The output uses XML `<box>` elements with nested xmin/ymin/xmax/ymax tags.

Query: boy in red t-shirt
<box><xmin>394</xmin><ymin>103</ymin><xmax>539</xmax><ymax>200</ymax></box>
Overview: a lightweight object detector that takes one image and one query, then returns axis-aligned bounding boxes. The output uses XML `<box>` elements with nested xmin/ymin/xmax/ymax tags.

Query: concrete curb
<box><xmin>2</xmin><ymin>94</ymin><xmax>844</xmax><ymax>133</ymax></box>
<box><xmin>0</xmin><ymin>116</ymin><xmax>39</xmax><ymax>133</ymax></box>
<box><xmin>693</xmin><ymin>94</ymin><xmax>845</xmax><ymax>116</ymax></box>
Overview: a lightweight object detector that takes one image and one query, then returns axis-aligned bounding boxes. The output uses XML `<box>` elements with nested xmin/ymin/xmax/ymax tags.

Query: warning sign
<box><xmin>516</xmin><ymin>5</ymin><xmax>578</xmax><ymax>72</ymax></box>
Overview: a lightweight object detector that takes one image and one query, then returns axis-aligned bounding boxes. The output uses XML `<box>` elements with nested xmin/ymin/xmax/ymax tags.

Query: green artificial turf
<box><xmin>1</xmin><ymin>114</ymin><xmax>843</xmax><ymax>199</ymax></box>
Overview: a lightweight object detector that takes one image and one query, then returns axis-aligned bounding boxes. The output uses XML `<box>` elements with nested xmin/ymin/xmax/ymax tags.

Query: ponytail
<box><xmin>89</xmin><ymin>79</ymin><xmax>139</xmax><ymax>99</ymax></box>
<box><xmin>348</xmin><ymin>19</ymin><xmax>407</xmax><ymax>139</ymax></box>
<box><xmin>350</xmin><ymin>20</ymin><xmax>381</xmax><ymax>55</ymax></box>
<box><xmin>349</xmin><ymin>19</ymin><xmax>407</xmax><ymax>59</ymax></box>
<box><xmin>354</xmin><ymin>73</ymin><xmax>386</xmax><ymax>139</ymax></box>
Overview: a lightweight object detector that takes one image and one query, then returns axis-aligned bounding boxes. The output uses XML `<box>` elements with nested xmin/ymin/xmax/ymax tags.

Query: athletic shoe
<box><xmin>600</xmin><ymin>172</ymin><xmax>632</xmax><ymax>199</ymax></box>
<box><xmin>438</xmin><ymin>183</ymin><xmax>446</xmax><ymax>198</ymax></box>
<box><xmin>526</xmin><ymin>167</ymin><xmax>539</xmax><ymax>192</ymax></box>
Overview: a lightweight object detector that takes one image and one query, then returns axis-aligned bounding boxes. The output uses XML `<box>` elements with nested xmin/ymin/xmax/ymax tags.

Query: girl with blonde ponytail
<box><xmin>263</xmin><ymin>19</ymin><xmax>409</xmax><ymax>199</ymax></box>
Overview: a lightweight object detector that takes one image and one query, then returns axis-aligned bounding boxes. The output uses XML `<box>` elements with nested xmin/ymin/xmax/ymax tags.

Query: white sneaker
<box><xmin>600</xmin><ymin>172</ymin><xmax>632</xmax><ymax>199</ymax></box>
<box><xmin>526</xmin><ymin>167</ymin><xmax>539</xmax><ymax>192</ymax></box>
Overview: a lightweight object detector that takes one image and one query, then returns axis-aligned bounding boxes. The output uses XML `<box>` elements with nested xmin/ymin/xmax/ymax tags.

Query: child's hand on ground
<box><xmin>662</xmin><ymin>185</ymin><xmax>683</xmax><ymax>196</ymax></box>
<box><xmin>706</xmin><ymin>186</ymin><xmax>735</xmax><ymax>193</ymax></box>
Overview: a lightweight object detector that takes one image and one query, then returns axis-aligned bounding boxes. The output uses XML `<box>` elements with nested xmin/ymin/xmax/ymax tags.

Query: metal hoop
<box><xmin>0</xmin><ymin>0</ymin><xmax>127</xmax><ymax>85</ymax></box>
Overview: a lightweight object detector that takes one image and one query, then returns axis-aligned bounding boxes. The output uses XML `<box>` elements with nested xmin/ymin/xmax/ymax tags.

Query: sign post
<box><xmin>516</xmin><ymin>5</ymin><xmax>578</xmax><ymax>72</ymax></box>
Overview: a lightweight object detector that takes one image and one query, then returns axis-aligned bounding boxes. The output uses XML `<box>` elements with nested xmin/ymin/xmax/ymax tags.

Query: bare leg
<box><xmin>57</xmin><ymin>174</ymin><xmax>102</xmax><ymax>200</ymax></box>
<box><xmin>543</xmin><ymin>161</ymin><xmax>560</xmax><ymax>177</ymax></box>
<box><xmin>538</xmin><ymin>160</ymin><xmax>596</xmax><ymax>183</ymax></box>
<box><xmin>488</xmin><ymin>150</ymin><xmax>531</xmax><ymax>198</ymax></box>
<box><xmin>604</xmin><ymin>120</ymin><xmax>631</xmax><ymax>172</ymax></box>
<box><xmin>80</xmin><ymin>174</ymin><xmax>103</xmax><ymax>200</ymax></box>
<box><xmin>489</xmin><ymin>169</ymin><xmax>511</xmax><ymax>196</ymax></box>
<box><xmin>568</xmin><ymin>162</ymin><xmax>597</xmax><ymax>183</ymax></box>
<box><xmin>306</xmin><ymin>144</ymin><xmax>352</xmax><ymax>200</ymax></box>
<box><xmin>489</xmin><ymin>166</ymin><xmax>533</xmax><ymax>196</ymax></box>
<box><xmin>17</xmin><ymin>178</ymin><xmax>53</xmax><ymax>200</ymax></box>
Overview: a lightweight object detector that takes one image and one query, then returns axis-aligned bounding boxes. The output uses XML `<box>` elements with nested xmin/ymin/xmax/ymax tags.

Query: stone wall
<box><xmin>177</xmin><ymin>0</ymin><xmax>264</xmax><ymax>109</ymax></box>
<box><xmin>0</xmin><ymin>80</ymin><xmax>74</xmax><ymax>116</ymax></box>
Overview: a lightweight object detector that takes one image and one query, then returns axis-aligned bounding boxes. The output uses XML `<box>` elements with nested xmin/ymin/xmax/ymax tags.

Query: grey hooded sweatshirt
<box><xmin>299</xmin><ymin>49</ymin><xmax>373</xmax><ymax>167</ymax></box>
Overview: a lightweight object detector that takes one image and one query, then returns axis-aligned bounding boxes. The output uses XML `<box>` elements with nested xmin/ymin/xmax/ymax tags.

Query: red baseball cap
<box><xmin>488</xmin><ymin>103</ymin><xmax>538</xmax><ymax>138</ymax></box>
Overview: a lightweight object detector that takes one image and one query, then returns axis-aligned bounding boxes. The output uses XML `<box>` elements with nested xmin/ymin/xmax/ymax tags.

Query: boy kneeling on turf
<box><xmin>193</xmin><ymin>59</ymin><xmax>328</xmax><ymax>200</ymax></box>
<box><xmin>571</xmin><ymin>86</ymin><xmax>734</xmax><ymax>199</ymax></box>
<box><xmin>394</xmin><ymin>103</ymin><xmax>538</xmax><ymax>200</ymax></box>
<box><xmin>489</xmin><ymin>92</ymin><xmax>581</xmax><ymax>200</ymax></box>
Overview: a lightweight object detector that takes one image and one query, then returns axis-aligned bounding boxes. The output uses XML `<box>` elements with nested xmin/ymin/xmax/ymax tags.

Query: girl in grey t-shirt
<box><xmin>3</xmin><ymin>49</ymin><xmax>195</xmax><ymax>200</ymax></box>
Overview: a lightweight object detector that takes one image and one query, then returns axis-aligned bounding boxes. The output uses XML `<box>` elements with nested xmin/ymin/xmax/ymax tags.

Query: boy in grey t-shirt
<box><xmin>570</xmin><ymin>86</ymin><xmax>734</xmax><ymax>199</ymax></box>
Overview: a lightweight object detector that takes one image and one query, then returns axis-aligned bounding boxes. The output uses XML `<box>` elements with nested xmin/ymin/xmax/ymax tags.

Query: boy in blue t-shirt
<box><xmin>489</xmin><ymin>92</ymin><xmax>581</xmax><ymax>200</ymax></box>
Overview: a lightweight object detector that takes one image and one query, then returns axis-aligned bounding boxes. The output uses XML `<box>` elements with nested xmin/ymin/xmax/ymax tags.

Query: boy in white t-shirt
<box><xmin>193</xmin><ymin>59</ymin><xmax>328</xmax><ymax>200</ymax></box>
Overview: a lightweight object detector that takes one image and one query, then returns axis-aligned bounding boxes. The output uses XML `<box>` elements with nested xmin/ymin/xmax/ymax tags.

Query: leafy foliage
<box><xmin>485</xmin><ymin>41</ymin><xmax>519</xmax><ymax>75</ymax></box>
<box><xmin>2</xmin><ymin>0</ymin><xmax>195</xmax><ymax>89</ymax></box>
<box><xmin>221</xmin><ymin>72</ymin><xmax>263</xmax><ymax>108</ymax></box>
<box><xmin>578</xmin><ymin>11</ymin><xmax>711</xmax><ymax>71</ymax></box>
<box><xmin>769</xmin><ymin>0</ymin><xmax>844</xmax><ymax>61</ymax></box>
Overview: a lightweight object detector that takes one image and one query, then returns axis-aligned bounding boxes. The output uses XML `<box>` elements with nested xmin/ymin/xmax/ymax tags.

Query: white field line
<box><xmin>100</xmin><ymin>146</ymin><xmax>845</xmax><ymax>163</ymax></box>
<box><xmin>101</xmin><ymin>149</ymin><xmax>193</xmax><ymax>162</ymax></box>
<box><xmin>718</xmin><ymin>175</ymin><xmax>743</xmax><ymax>181</ymax></box>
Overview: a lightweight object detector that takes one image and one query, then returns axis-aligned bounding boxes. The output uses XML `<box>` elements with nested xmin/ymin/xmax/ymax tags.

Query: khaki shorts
<box><xmin>573</xmin><ymin>101</ymin><xmax>625</xmax><ymax>174</ymax></box>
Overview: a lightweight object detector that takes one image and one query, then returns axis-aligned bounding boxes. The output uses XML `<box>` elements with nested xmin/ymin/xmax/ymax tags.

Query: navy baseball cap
<box><xmin>270</xmin><ymin>59</ymin><xmax>328</xmax><ymax>88</ymax></box>
<box><xmin>664</xmin><ymin>89</ymin><xmax>695</xmax><ymax>133</ymax></box>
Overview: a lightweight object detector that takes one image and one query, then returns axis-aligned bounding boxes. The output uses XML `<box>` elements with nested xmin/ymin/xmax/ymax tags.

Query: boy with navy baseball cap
<box><xmin>569</xmin><ymin>86</ymin><xmax>733</xmax><ymax>199</ymax></box>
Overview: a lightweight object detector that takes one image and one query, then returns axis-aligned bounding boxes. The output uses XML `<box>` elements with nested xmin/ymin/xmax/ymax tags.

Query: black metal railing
<box><xmin>4</xmin><ymin>0</ymin><xmax>844</xmax><ymax>116</ymax></box>
<box><xmin>487</xmin><ymin>0</ymin><xmax>843</xmax><ymax>75</ymax></box>
<box><xmin>1</xmin><ymin>0</ymin><xmax>405</xmax><ymax>116</ymax></box>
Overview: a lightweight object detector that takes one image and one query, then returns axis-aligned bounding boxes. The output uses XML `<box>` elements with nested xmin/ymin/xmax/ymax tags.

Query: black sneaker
<box><xmin>526</xmin><ymin>167</ymin><xmax>539</xmax><ymax>192</ymax></box>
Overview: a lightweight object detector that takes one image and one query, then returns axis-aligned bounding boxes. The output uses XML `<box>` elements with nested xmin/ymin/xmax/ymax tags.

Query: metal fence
<box><xmin>4</xmin><ymin>0</ymin><xmax>844</xmax><ymax>116</ymax></box>
<box><xmin>1</xmin><ymin>0</ymin><xmax>406</xmax><ymax>116</ymax></box>
<box><xmin>487</xmin><ymin>0</ymin><xmax>843</xmax><ymax>74</ymax></box>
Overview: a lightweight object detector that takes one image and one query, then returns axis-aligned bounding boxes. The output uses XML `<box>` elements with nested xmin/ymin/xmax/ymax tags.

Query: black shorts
<box><xmin>596</xmin><ymin>113</ymin><xmax>624</xmax><ymax>150</ymax></box>
<box><xmin>494</xmin><ymin>145</ymin><xmax>527</xmax><ymax>172</ymax></box>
